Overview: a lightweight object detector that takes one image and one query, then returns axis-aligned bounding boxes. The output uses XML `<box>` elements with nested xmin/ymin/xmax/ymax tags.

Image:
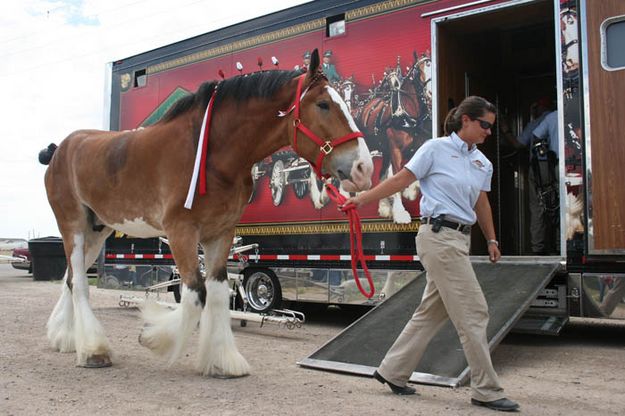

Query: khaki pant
<box><xmin>377</xmin><ymin>224</ymin><xmax>505</xmax><ymax>402</ymax></box>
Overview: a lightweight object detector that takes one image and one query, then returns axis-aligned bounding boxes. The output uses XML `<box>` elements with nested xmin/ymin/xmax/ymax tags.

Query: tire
<box><xmin>270</xmin><ymin>160</ymin><xmax>285</xmax><ymax>206</ymax></box>
<box><xmin>243</xmin><ymin>269</ymin><xmax>282</xmax><ymax>313</ymax></box>
<box><xmin>168</xmin><ymin>272</ymin><xmax>181</xmax><ymax>303</ymax></box>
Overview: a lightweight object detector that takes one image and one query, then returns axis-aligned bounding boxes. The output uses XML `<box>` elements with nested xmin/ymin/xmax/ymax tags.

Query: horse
<box><xmin>38</xmin><ymin>49</ymin><xmax>373</xmax><ymax>377</ymax></box>
<box><xmin>357</xmin><ymin>53</ymin><xmax>432</xmax><ymax>223</ymax></box>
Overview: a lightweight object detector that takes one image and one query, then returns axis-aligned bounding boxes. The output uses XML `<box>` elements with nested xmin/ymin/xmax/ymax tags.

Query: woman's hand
<box><xmin>488</xmin><ymin>243</ymin><xmax>501</xmax><ymax>263</ymax></box>
<box><xmin>339</xmin><ymin>194</ymin><xmax>363</xmax><ymax>211</ymax></box>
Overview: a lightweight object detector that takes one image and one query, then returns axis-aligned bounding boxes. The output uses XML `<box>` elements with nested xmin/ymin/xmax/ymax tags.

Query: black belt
<box><xmin>421</xmin><ymin>217</ymin><xmax>472</xmax><ymax>235</ymax></box>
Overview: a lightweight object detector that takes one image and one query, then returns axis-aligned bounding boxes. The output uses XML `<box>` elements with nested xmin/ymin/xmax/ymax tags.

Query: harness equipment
<box><xmin>279</xmin><ymin>73</ymin><xmax>364</xmax><ymax>178</ymax></box>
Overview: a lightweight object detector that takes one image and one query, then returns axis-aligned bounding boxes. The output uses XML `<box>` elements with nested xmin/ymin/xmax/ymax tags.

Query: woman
<box><xmin>342</xmin><ymin>96</ymin><xmax>519</xmax><ymax>412</ymax></box>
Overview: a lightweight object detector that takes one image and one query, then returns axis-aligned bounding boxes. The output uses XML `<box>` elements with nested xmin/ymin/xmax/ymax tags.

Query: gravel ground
<box><xmin>1</xmin><ymin>263</ymin><xmax>624</xmax><ymax>416</ymax></box>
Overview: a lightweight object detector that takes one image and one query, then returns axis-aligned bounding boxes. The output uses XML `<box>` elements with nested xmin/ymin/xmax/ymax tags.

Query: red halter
<box><xmin>289</xmin><ymin>74</ymin><xmax>364</xmax><ymax>178</ymax></box>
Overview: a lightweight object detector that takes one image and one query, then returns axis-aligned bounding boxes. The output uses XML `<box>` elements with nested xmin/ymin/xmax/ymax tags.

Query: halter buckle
<box><xmin>320</xmin><ymin>141</ymin><xmax>333</xmax><ymax>155</ymax></box>
<box><xmin>293</xmin><ymin>118</ymin><xmax>301</xmax><ymax>127</ymax></box>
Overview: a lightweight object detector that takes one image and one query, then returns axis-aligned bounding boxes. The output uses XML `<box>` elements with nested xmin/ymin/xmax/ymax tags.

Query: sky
<box><xmin>0</xmin><ymin>0</ymin><xmax>310</xmax><ymax>240</ymax></box>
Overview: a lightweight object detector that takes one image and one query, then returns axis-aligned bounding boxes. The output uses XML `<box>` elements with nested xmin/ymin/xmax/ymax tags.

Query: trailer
<box><xmin>103</xmin><ymin>0</ymin><xmax>625</xmax><ymax>342</ymax></box>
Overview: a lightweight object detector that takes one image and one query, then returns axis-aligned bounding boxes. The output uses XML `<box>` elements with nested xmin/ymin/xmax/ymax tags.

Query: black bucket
<box><xmin>28</xmin><ymin>237</ymin><xmax>67</xmax><ymax>281</ymax></box>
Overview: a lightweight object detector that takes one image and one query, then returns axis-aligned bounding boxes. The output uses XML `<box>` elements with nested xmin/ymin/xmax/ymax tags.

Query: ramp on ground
<box><xmin>299</xmin><ymin>259</ymin><xmax>561</xmax><ymax>387</ymax></box>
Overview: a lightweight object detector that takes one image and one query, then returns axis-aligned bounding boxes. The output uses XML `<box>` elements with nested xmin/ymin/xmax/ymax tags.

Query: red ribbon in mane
<box><xmin>198</xmin><ymin>91</ymin><xmax>217</xmax><ymax>196</ymax></box>
<box><xmin>324</xmin><ymin>182</ymin><xmax>375</xmax><ymax>299</ymax></box>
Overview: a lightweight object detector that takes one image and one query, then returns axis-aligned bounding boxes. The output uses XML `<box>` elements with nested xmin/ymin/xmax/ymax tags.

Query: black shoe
<box><xmin>471</xmin><ymin>398</ymin><xmax>520</xmax><ymax>412</ymax></box>
<box><xmin>373</xmin><ymin>370</ymin><xmax>416</xmax><ymax>395</ymax></box>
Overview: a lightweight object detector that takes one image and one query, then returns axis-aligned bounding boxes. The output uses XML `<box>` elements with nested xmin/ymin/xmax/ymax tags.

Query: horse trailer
<box><xmin>103</xmin><ymin>0</ymin><xmax>625</xmax><ymax>331</ymax></box>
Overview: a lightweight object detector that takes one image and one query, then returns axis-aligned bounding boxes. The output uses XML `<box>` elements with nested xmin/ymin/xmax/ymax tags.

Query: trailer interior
<box><xmin>434</xmin><ymin>0</ymin><xmax>557</xmax><ymax>256</ymax></box>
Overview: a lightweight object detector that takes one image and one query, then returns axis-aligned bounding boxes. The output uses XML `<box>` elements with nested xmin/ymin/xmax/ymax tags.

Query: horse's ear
<box><xmin>308</xmin><ymin>49</ymin><xmax>320</xmax><ymax>75</ymax></box>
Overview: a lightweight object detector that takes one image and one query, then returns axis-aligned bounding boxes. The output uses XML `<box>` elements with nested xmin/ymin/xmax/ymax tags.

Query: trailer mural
<box><xmin>115</xmin><ymin>7</ymin><xmax>434</xmax><ymax>235</ymax></box>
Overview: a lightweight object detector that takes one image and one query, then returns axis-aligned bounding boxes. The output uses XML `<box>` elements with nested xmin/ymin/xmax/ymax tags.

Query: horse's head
<box><xmin>288</xmin><ymin>49</ymin><xmax>373</xmax><ymax>192</ymax></box>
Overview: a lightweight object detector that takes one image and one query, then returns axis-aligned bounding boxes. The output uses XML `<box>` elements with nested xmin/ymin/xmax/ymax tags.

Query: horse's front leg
<box><xmin>197</xmin><ymin>234</ymin><xmax>250</xmax><ymax>377</ymax></box>
<box><xmin>139</xmin><ymin>228</ymin><xmax>204</xmax><ymax>365</ymax></box>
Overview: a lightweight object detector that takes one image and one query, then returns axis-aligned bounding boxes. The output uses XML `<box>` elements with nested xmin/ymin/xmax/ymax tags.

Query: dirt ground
<box><xmin>1</xmin><ymin>263</ymin><xmax>624</xmax><ymax>416</ymax></box>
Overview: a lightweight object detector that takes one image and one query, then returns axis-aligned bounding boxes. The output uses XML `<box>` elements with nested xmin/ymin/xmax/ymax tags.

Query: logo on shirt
<box><xmin>472</xmin><ymin>159</ymin><xmax>484</xmax><ymax>168</ymax></box>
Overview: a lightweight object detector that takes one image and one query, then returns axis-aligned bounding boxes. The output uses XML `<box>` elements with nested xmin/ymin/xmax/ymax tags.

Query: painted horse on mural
<box><xmin>356</xmin><ymin>51</ymin><xmax>432</xmax><ymax>223</ymax></box>
<box><xmin>38</xmin><ymin>49</ymin><xmax>373</xmax><ymax>377</ymax></box>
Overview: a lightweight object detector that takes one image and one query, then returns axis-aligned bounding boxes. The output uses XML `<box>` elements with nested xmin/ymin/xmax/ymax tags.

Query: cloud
<box><xmin>0</xmin><ymin>0</ymin><xmax>309</xmax><ymax>239</ymax></box>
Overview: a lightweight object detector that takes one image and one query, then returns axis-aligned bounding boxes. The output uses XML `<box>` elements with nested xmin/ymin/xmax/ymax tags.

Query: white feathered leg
<box><xmin>197</xmin><ymin>280</ymin><xmax>250</xmax><ymax>377</ymax></box>
<box><xmin>139</xmin><ymin>284</ymin><xmax>203</xmax><ymax>365</ymax></box>
<box><xmin>47</xmin><ymin>271</ymin><xmax>75</xmax><ymax>352</ymax></box>
<box><xmin>69</xmin><ymin>233</ymin><xmax>112</xmax><ymax>367</ymax></box>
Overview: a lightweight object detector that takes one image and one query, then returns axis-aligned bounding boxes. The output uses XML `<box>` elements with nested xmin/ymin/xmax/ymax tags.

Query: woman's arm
<box><xmin>341</xmin><ymin>168</ymin><xmax>416</xmax><ymax>209</ymax></box>
<box><xmin>475</xmin><ymin>191</ymin><xmax>501</xmax><ymax>263</ymax></box>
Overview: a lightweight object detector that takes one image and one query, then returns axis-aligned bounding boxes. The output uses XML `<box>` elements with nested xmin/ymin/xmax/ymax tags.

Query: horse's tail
<box><xmin>38</xmin><ymin>143</ymin><xmax>57</xmax><ymax>165</ymax></box>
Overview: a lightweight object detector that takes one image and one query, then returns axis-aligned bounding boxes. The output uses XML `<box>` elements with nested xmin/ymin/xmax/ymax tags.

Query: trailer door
<box><xmin>581</xmin><ymin>0</ymin><xmax>625</xmax><ymax>255</ymax></box>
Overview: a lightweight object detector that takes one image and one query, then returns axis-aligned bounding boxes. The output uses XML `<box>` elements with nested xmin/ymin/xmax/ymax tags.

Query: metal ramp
<box><xmin>298</xmin><ymin>259</ymin><xmax>561</xmax><ymax>387</ymax></box>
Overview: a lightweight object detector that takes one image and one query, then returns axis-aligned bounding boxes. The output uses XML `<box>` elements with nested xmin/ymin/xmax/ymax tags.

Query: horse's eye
<box><xmin>317</xmin><ymin>101</ymin><xmax>330</xmax><ymax>111</ymax></box>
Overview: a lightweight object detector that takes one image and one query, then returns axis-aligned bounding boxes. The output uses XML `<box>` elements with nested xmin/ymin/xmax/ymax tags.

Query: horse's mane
<box><xmin>161</xmin><ymin>69</ymin><xmax>302</xmax><ymax>123</ymax></box>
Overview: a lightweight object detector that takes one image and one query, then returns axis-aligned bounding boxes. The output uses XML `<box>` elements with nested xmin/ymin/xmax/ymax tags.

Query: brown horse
<box><xmin>357</xmin><ymin>54</ymin><xmax>431</xmax><ymax>222</ymax></box>
<box><xmin>39</xmin><ymin>49</ymin><xmax>373</xmax><ymax>377</ymax></box>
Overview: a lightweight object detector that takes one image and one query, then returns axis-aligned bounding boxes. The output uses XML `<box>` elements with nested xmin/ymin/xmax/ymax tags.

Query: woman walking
<box><xmin>342</xmin><ymin>96</ymin><xmax>519</xmax><ymax>412</ymax></box>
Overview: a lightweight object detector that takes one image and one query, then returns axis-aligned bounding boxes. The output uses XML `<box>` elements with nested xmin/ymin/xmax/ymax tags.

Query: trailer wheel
<box><xmin>243</xmin><ymin>269</ymin><xmax>282</xmax><ymax>313</ymax></box>
<box><xmin>270</xmin><ymin>160</ymin><xmax>285</xmax><ymax>206</ymax></box>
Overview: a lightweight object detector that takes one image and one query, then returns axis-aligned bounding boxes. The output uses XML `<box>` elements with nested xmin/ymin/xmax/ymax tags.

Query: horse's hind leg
<box><xmin>197</xmin><ymin>234</ymin><xmax>250</xmax><ymax>377</ymax></box>
<box><xmin>47</xmin><ymin>223</ymin><xmax>113</xmax><ymax>367</ymax></box>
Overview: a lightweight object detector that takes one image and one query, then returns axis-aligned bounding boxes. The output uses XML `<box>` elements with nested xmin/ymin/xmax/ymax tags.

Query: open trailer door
<box><xmin>580</xmin><ymin>0</ymin><xmax>625</xmax><ymax>256</ymax></box>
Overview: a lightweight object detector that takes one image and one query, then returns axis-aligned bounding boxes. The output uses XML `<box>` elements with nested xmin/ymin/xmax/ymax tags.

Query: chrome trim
<box><xmin>103</xmin><ymin>62</ymin><xmax>113</xmax><ymax>130</ymax></box>
<box><xmin>599</xmin><ymin>15</ymin><xmax>625</xmax><ymax>72</ymax></box>
<box><xmin>581</xmin><ymin>273</ymin><xmax>625</xmax><ymax>319</ymax></box>
<box><xmin>579</xmin><ymin>0</ymin><xmax>595</xmax><ymax>253</ymax></box>
<box><xmin>554</xmin><ymin>0</ymin><xmax>567</xmax><ymax>259</ymax></box>
<box><xmin>420</xmin><ymin>0</ymin><xmax>495</xmax><ymax>18</ymax></box>
<box><xmin>430</xmin><ymin>19</ymin><xmax>438</xmax><ymax>136</ymax></box>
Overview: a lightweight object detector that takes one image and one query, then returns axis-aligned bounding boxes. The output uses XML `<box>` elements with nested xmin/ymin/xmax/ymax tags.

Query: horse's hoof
<box><xmin>211</xmin><ymin>372</ymin><xmax>250</xmax><ymax>379</ymax></box>
<box><xmin>82</xmin><ymin>354</ymin><xmax>113</xmax><ymax>368</ymax></box>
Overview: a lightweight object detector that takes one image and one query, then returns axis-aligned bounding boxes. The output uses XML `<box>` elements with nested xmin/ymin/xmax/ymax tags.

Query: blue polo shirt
<box><xmin>404</xmin><ymin>132</ymin><xmax>493</xmax><ymax>225</ymax></box>
<box><xmin>532</xmin><ymin>110</ymin><xmax>559</xmax><ymax>159</ymax></box>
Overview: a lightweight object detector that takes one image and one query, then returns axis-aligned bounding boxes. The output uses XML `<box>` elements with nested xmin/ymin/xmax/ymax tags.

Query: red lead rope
<box><xmin>324</xmin><ymin>181</ymin><xmax>375</xmax><ymax>299</ymax></box>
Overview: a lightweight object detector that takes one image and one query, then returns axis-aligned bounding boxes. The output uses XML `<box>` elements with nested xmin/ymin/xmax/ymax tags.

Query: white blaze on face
<box><xmin>326</xmin><ymin>86</ymin><xmax>359</xmax><ymax>132</ymax></box>
<box><xmin>324</xmin><ymin>85</ymin><xmax>373</xmax><ymax>191</ymax></box>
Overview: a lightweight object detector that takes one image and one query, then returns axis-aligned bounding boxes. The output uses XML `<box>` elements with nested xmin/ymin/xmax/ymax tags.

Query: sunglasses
<box><xmin>473</xmin><ymin>118</ymin><xmax>493</xmax><ymax>130</ymax></box>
